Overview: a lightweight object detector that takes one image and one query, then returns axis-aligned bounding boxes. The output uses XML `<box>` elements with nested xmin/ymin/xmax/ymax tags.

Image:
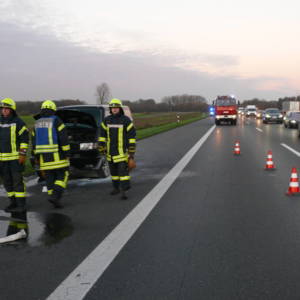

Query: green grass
<box><xmin>21</xmin><ymin>115</ymin><xmax>35</xmax><ymax>129</ymax></box>
<box><xmin>136</xmin><ymin>113</ymin><xmax>207</xmax><ymax>140</ymax></box>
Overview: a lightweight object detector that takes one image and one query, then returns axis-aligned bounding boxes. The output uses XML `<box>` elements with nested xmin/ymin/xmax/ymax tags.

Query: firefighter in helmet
<box><xmin>31</xmin><ymin>100</ymin><xmax>70</xmax><ymax>208</ymax></box>
<box><xmin>99</xmin><ymin>99</ymin><xmax>136</xmax><ymax>200</ymax></box>
<box><xmin>0</xmin><ymin>98</ymin><xmax>29</xmax><ymax>213</ymax></box>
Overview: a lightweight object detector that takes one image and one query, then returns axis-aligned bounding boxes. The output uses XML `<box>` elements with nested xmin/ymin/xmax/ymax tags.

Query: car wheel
<box><xmin>215</xmin><ymin>120</ymin><xmax>220</xmax><ymax>126</ymax></box>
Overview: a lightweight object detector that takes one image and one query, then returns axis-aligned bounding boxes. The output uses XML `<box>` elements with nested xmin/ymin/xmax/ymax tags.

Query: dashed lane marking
<box><xmin>256</xmin><ymin>127</ymin><xmax>263</xmax><ymax>132</ymax></box>
<box><xmin>46</xmin><ymin>125</ymin><xmax>216</xmax><ymax>300</ymax></box>
<box><xmin>281</xmin><ymin>143</ymin><xmax>300</xmax><ymax>157</ymax></box>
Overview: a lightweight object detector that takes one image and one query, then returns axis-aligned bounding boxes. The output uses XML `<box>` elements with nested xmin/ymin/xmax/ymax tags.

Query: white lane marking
<box><xmin>281</xmin><ymin>143</ymin><xmax>300</xmax><ymax>157</ymax></box>
<box><xmin>46</xmin><ymin>125</ymin><xmax>216</xmax><ymax>300</ymax></box>
<box><xmin>256</xmin><ymin>127</ymin><xmax>263</xmax><ymax>132</ymax></box>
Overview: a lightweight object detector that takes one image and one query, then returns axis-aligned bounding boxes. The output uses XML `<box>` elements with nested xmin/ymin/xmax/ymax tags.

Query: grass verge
<box><xmin>136</xmin><ymin>113</ymin><xmax>207</xmax><ymax>140</ymax></box>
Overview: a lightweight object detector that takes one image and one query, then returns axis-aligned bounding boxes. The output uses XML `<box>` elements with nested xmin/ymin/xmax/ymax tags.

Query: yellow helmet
<box><xmin>109</xmin><ymin>98</ymin><xmax>122</xmax><ymax>108</ymax></box>
<box><xmin>1</xmin><ymin>98</ymin><xmax>16</xmax><ymax>111</ymax></box>
<box><xmin>41</xmin><ymin>100</ymin><xmax>57</xmax><ymax>111</ymax></box>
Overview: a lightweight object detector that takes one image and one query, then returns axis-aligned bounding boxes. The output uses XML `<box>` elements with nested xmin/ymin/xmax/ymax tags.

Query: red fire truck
<box><xmin>213</xmin><ymin>95</ymin><xmax>238</xmax><ymax>125</ymax></box>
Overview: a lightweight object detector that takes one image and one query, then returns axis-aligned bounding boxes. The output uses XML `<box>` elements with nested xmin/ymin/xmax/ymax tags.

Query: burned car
<box><xmin>56</xmin><ymin>105</ymin><xmax>133</xmax><ymax>178</ymax></box>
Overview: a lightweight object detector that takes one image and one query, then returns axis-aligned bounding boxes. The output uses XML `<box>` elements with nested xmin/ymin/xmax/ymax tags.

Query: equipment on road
<box><xmin>265</xmin><ymin>150</ymin><xmax>275</xmax><ymax>170</ymax></box>
<box><xmin>234</xmin><ymin>141</ymin><xmax>241</xmax><ymax>155</ymax></box>
<box><xmin>0</xmin><ymin>229</ymin><xmax>27</xmax><ymax>244</ymax></box>
<box><xmin>286</xmin><ymin>167</ymin><xmax>300</xmax><ymax>195</ymax></box>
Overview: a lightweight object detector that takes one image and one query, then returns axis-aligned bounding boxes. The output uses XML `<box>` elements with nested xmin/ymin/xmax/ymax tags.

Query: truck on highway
<box><xmin>56</xmin><ymin>105</ymin><xmax>133</xmax><ymax>178</ymax></box>
<box><xmin>282</xmin><ymin>101</ymin><xmax>300</xmax><ymax>113</ymax></box>
<box><xmin>213</xmin><ymin>95</ymin><xmax>238</xmax><ymax>125</ymax></box>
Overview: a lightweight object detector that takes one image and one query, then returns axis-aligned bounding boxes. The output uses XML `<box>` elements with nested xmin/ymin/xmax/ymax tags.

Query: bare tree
<box><xmin>96</xmin><ymin>82</ymin><xmax>111</xmax><ymax>104</ymax></box>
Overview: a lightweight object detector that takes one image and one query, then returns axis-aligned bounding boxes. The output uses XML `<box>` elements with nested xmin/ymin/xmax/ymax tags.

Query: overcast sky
<box><xmin>0</xmin><ymin>0</ymin><xmax>299</xmax><ymax>103</ymax></box>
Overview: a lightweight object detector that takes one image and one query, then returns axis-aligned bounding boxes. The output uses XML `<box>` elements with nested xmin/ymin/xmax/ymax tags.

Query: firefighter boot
<box><xmin>110</xmin><ymin>181</ymin><xmax>120</xmax><ymax>195</ymax></box>
<box><xmin>48</xmin><ymin>190</ymin><xmax>63</xmax><ymax>209</ymax></box>
<box><xmin>11</xmin><ymin>198</ymin><xmax>26</xmax><ymax>213</ymax></box>
<box><xmin>110</xmin><ymin>188</ymin><xmax>120</xmax><ymax>195</ymax></box>
<box><xmin>120</xmin><ymin>190</ymin><xmax>128</xmax><ymax>200</ymax></box>
<box><xmin>4</xmin><ymin>197</ymin><xmax>17</xmax><ymax>213</ymax></box>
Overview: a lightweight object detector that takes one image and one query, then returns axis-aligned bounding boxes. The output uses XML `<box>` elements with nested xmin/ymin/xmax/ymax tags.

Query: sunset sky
<box><xmin>1</xmin><ymin>0</ymin><xmax>300</xmax><ymax>103</ymax></box>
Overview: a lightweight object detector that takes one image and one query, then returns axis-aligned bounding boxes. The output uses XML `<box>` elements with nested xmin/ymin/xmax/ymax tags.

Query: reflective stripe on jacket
<box><xmin>0</xmin><ymin>115</ymin><xmax>29</xmax><ymax>161</ymax></box>
<box><xmin>34</xmin><ymin>116</ymin><xmax>59</xmax><ymax>154</ymax></box>
<box><xmin>99</xmin><ymin>114</ymin><xmax>136</xmax><ymax>163</ymax></box>
<box><xmin>32</xmin><ymin>112</ymin><xmax>70</xmax><ymax>170</ymax></box>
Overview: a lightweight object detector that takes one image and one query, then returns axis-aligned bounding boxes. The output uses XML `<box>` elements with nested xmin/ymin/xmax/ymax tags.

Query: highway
<box><xmin>2</xmin><ymin>116</ymin><xmax>300</xmax><ymax>299</ymax></box>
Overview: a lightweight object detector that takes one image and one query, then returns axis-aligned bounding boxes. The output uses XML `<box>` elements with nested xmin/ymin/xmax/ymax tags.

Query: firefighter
<box><xmin>0</xmin><ymin>98</ymin><xmax>29</xmax><ymax>213</ymax></box>
<box><xmin>31</xmin><ymin>100</ymin><xmax>70</xmax><ymax>208</ymax></box>
<box><xmin>99</xmin><ymin>99</ymin><xmax>136</xmax><ymax>200</ymax></box>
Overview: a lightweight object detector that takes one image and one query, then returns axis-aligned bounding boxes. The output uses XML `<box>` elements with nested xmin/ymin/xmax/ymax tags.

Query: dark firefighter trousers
<box><xmin>45</xmin><ymin>167</ymin><xmax>69</xmax><ymax>201</ymax></box>
<box><xmin>7</xmin><ymin>211</ymin><xmax>28</xmax><ymax>235</ymax></box>
<box><xmin>109</xmin><ymin>161</ymin><xmax>130</xmax><ymax>191</ymax></box>
<box><xmin>0</xmin><ymin>160</ymin><xmax>26</xmax><ymax>202</ymax></box>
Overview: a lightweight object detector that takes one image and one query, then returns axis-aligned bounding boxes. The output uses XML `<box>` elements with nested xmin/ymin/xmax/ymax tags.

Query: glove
<box><xmin>128</xmin><ymin>157</ymin><xmax>136</xmax><ymax>171</ymax></box>
<box><xmin>19</xmin><ymin>155</ymin><xmax>26</xmax><ymax>165</ymax></box>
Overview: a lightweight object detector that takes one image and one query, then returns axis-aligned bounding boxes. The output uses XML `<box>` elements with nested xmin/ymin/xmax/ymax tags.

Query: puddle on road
<box><xmin>0</xmin><ymin>211</ymin><xmax>73</xmax><ymax>247</ymax></box>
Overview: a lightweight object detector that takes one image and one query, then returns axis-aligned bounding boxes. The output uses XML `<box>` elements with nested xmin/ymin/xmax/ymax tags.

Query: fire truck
<box><xmin>213</xmin><ymin>95</ymin><xmax>238</xmax><ymax>125</ymax></box>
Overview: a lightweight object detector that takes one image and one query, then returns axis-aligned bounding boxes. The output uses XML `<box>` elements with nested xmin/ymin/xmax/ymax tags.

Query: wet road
<box><xmin>2</xmin><ymin>116</ymin><xmax>300</xmax><ymax>299</ymax></box>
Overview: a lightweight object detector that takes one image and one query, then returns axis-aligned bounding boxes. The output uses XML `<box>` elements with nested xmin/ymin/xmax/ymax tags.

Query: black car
<box><xmin>262</xmin><ymin>108</ymin><xmax>283</xmax><ymax>124</ymax></box>
<box><xmin>283</xmin><ymin>111</ymin><xmax>300</xmax><ymax>128</ymax></box>
<box><xmin>56</xmin><ymin>105</ymin><xmax>133</xmax><ymax>178</ymax></box>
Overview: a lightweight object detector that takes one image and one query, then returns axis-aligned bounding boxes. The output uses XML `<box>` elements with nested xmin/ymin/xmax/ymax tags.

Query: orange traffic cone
<box><xmin>234</xmin><ymin>141</ymin><xmax>240</xmax><ymax>155</ymax></box>
<box><xmin>265</xmin><ymin>150</ymin><xmax>275</xmax><ymax>170</ymax></box>
<box><xmin>286</xmin><ymin>167</ymin><xmax>300</xmax><ymax>195</ymax></box>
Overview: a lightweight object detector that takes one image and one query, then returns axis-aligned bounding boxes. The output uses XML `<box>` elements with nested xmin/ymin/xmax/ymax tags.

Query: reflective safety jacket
<box><xmin>99</xmin><ymin>113</ymin><xmax>136</xmax><ymax>163</ymax></box>
<box><xmin>32</xmin><ymin>113</ymin><xmax>70</xmax><ymax>170</ymax></box>
<box><xmin>0</xmin><ymin>115</ymin><xmax>29</xmax><ymax>161</ymax></box>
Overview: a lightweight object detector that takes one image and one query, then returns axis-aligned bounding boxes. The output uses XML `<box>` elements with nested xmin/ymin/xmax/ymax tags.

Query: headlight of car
<box><xmin>80</xmin><ymin>143</ymin><xmax>98</xmax><ymax>150</ymax></box>
<box><xmin>291</xmin><ymin>120</ymin><xmax>297</xmax><ymax>123</ymax></box>
<box><xmin>266</xmin><ymin>114</ymin><xmax>271</xmax><ymax>118</ymax></box>
<box><xmin>279</xmin><ymin>114</ymin><xmax>283</xmax><ymax>118</ymax></box>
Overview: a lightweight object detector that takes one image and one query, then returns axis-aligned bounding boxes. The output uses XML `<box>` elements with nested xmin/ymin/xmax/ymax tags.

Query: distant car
<box><xmin>245</xmin><ymin>108</ymin><xmax>257</xmax><ymax>117</ymax></box>
<box><xmin>256</xmin><ymin>110</ymin><xmax>263</xmax><ymax>119</ymax></box>
<box><xmin>283</xmin><ymin>111</ymin><xmax>300</xmax><ymax>128</ymax></box>
<box><xmin>238</xmin><ymin>107</ymin><xmax>245</xmax><ymax>115</ymax></box>
<box><xmin>262</xmin><ymin>108</ymin><xmax>283</xmax><ymax>124</ymax></box>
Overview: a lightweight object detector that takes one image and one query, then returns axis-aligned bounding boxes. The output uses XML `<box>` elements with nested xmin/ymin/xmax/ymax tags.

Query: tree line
<box><xmin>124</xmin><ymin>94</ymin><xmax>208</xmax><ymax>113</ymax></box>
<box><xmin>15</xmin><ymin>99</ymin><xmax>86</xmax><ymax>115</ymax></box>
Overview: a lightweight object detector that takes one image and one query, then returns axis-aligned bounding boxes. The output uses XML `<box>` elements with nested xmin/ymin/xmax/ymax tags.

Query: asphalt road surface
<box><xmin>2</xmin><ymin>116</ymin><xmax>300</xmax><ymax>299</ymax></box>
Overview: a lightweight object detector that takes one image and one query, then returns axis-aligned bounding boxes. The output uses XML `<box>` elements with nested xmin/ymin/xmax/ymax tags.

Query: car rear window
<box><xmin>266</xmin><ymin>109</ymin><xmax>279</xmax><ymax>113</ymax></box>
